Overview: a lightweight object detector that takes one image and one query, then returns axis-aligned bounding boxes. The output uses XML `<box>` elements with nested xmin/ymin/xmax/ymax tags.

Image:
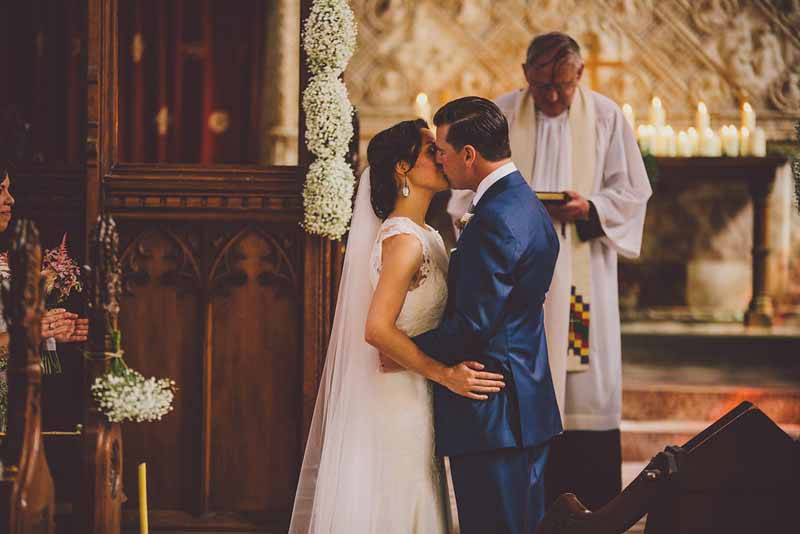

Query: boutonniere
<box><xmin>456</xmin><ymin>212</ymin><xmax>474</xmax><ymax>231</ymax></box>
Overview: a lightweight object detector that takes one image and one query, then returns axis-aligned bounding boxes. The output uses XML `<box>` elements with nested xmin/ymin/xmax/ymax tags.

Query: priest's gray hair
<box><xmin>525</xmin><ymin>32</ymin><xmax>583</xmax><ymax>68</ymax></box>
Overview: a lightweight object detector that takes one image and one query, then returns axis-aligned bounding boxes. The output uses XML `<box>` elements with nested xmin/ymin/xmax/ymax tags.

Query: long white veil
<box><xmin>289</xmin><ymin>167</ymin><xmax>385</xmax><ymax>533</ymax></box>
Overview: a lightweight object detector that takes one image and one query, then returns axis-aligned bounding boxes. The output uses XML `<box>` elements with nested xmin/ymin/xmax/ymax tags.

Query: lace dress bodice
<box><xmin>369</xmin><ymin>217</ymin><xmax>449</xmax><ymax>337</ymax></box>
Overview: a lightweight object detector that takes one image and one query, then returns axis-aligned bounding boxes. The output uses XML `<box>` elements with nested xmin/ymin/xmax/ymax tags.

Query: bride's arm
<box><xmin>365</xmin><ymin>234</ymin><xmax>505</xmax><ymax>400</ymax></box>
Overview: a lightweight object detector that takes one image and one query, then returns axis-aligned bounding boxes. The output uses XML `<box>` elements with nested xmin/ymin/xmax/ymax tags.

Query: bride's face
<box><xmin>407</xmin><ymin>128</ymin><xmax>449</xmax><ymax>194</ymax></box>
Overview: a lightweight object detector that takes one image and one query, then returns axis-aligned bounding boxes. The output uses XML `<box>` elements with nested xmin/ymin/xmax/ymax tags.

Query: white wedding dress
<box><xmin>289</xmin><ymin>170</ymin><xmax>451</xmax><ymax>534</ymax></box>
<box><xmin>368</xmin><ymin>217</ymin><xmax>450</xmax><ymax>533</ymax></box>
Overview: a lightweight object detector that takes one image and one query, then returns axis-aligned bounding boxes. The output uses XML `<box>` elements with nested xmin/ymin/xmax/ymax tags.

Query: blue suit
<box><xmin>413</xmin><ymin>170</ymin><xmax>562</xmax><ymax>533</ymax></box>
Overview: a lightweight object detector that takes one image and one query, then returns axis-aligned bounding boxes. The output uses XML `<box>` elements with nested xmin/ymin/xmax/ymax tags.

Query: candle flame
<box><xmin>415</xmin><ymin>93</ymin><xmax>429</xmax><ymax>106</ymax></box>
<box><xmin>742</xmin><ymin>102</ymin><xmax>752</xmax><ymax>113</ymax></box>
<box><xmin>651</xmin><ymin>97</ymin><xmax>662</xmax><ymax>108</ymax></box>
<box><xmin>698</xmin><ymin>102</ymin><xmax>707</xmax><ymax>113</ymax></box>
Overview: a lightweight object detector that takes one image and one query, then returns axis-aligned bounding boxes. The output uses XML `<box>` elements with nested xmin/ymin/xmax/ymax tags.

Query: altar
<box><xmin>621</xmin><ymin>155</ymin><xmax>791</xmax><ymax>326</ymax></box>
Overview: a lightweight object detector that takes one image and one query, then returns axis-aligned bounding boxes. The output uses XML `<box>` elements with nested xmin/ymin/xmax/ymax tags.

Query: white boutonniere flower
<box><xmin>456</xmin><ymin>212</ymin><xmax>474</xmax><ymax>231</ymax></box>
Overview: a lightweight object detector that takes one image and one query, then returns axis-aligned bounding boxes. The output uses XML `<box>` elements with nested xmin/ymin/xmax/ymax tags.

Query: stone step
<box><xmin>622</xmin><ymin>384</ymin><xmax>800</xmax><ymax>424</ymax></box>
<box><xmin>620</xmin><ymin>419</ymin><xmax>800</xmax><ymax>462</ymax></box>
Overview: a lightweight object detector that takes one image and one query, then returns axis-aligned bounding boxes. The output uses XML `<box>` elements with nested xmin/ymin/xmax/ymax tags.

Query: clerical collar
<box><xmin>472</xmin><ymin>161</ymin><xmax>517</xmax><ymax>206</ymax></box>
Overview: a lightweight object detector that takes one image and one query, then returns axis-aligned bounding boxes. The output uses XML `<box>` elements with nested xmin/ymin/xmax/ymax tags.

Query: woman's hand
<box><xmin>41</xmin><ymin>310</ymin><xmax>88</xmax><ymax>343</ymax></box>
<box><xmin>41</xmin><ymin>308</ymin><xmax>77</xmax><ymax>341</ymax></box>
<box><xmin>440</xmin><ymin>361</ymin><xmax>506</xmax><ymax>400</ymax></box>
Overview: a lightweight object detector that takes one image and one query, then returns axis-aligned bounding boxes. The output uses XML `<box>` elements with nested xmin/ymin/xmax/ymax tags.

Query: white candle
<box><xmin>414</xmin><ymin>93</ymin><xmax>432</xmax><ymax>127</ymax></box>
<box><xmin>751</xmin><ymin>127</ymin><xmax>767</xmax><ymax>157</ymax></box>
<box><xmin>687</xmin><ymin>127</ymin><xmax>699</xmax><ymax>156</ymax></box>
<box><xmin>696</xmin><ymin>102</ymin><xmax>710</xmax><ymax>132</ymax></box>
<box><xmin>700</xmin><ymin>127</ymin><xmax>715</xmax><ymax>156</ymax></box>
<box><xmin>741</xmin><ymin>102</ymin><xmax>756</xmax><ymax>132</ymax></box>
<box><xmin>622</xmin><ymin>103</ymin><xmax>635</xmax><ymax>131</ymax></box>
<box><xmin>637</xmin><ymin>124</ymin><xmax>652</xmax><ymax>154</ymax></box>
<box><xmin>722</xmin><ymin>125</ymin><xmax>740</xmax><ymax>157</ymax></box>
<box><xmin>739</xmin><ymin>127</ymin><xmax>750</xmax><ymax>156</ymax></box>
<box><xmin>664</xmin><ymin>126</ymin><xmax>677</xmax><ymax>157</ymax></box>
<box><xmin>649</xmin><ymin>97</ymin><xmax>666</xmax><ymax>127</ymax></box>
<box><xmin>677</xmin><ymin>131</ymin><xmax>692</xmax><ymax>157</ymax></box>
<box><xmin>711</xmin><ymin>131</ymin><xmax>723</xmax><ymax>157</ymax></box>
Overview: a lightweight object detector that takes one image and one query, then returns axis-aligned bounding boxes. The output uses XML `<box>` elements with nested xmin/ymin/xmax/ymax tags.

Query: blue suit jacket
<box><xmin>413</xmin><ymin>170</ymin><xmax>563</xmax><ymax>457</ymax></box>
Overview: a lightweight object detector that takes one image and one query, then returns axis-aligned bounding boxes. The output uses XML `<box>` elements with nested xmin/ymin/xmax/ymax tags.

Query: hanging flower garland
<box><xmin>301</xmin><ymin>0</ymin><xmax>357</xmax><ymax>240</ymax></box>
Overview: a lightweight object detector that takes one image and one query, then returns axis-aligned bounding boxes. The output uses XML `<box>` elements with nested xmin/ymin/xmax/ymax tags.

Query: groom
<box><xmin>412</xmin><ymin>96</ymin><xmax>562</xmax><ymax>533</ymax></box>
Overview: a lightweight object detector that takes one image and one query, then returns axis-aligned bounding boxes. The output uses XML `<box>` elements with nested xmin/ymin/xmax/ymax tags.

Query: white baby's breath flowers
<box><xmin>303</xmin><ymin>0</ymin><xmax>357</xmax><ymax>76</ymax></box>
<box><xmin>92</xmin><ymin>367</ymin><xmax>176</xmax><ymax>423</ymax></box>
<box><xmin>302</xmin><ymin>158</ymin><xmax>356</xmax><ymax>240</ymax></box>
<box><xmin>300</xmin><ymin>0</ymin><xmax>357</xmax><ymax>240</ymax></box>
<box><xmin>303</xmin><ymin>73</ymin><xmax>354</xmax><ymax>160</ymax></box>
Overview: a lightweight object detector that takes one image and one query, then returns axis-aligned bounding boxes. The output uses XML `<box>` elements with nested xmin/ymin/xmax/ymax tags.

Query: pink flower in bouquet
<box><xmin>41</xmin><ymin>234</ymin><xmax>83</xmax><ymax>304</ymax></box>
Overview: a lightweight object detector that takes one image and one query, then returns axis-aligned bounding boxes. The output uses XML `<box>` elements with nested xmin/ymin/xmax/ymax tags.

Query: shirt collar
<box><xmin>472</xmin><ymin>161</ymin><xmax>517</xmax><ymax>207</ymax></box>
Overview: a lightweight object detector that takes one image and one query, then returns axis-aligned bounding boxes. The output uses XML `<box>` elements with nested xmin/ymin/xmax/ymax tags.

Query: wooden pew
<box><xmin>536</xmin><ymin>402</ymin><xmax>800</xmax><ymax>534</ymax></box>
<box><xmin>75</xmin><ymin>214</ymin><xmax>125</xmax><ymax>533</ymax></box>
<box><xmin>0</xmin><ymin>219</ymin><xmax>56</xmax><ymax>533</ymax></box>
<box><xmin>1</xmin><ymin>215</ymin><xmax>126</xmax><ymax>534</ymax></box>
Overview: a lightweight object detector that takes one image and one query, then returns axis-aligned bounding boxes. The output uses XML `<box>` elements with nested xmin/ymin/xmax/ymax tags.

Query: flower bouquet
<box><xmin>91</xmin><ymin>330</ymin><xmax>176</xmax><ymax>423</ymax></box>
<box><xmin>40</xmin><ymin>234</ymin><xmax>84</xmax><ymax>374</ymax></box>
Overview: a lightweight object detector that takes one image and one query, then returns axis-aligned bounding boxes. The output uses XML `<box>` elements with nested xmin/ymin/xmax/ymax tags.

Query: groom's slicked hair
<box><xmin>433</xmin><ymin>97</ymin><xmax>511</xmax><ymax>162</ymax></box>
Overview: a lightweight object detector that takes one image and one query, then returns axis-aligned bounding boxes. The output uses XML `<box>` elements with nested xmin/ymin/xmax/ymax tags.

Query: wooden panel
<box><xmin>118</xmin><ymin>226</ymin><xmax>203</xmax><ymax>512</ymax></box>
<box><xmin>210</xmin><ymin>228</ymin><xmax>300</xmax><ymax>515</ymax></box>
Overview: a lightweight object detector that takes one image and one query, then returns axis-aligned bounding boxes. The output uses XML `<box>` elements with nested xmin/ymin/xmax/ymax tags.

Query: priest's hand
<box><xmin>547</xmin><ymin>190</ymin><xmax>590</xmax><ymax>223</ymax></box>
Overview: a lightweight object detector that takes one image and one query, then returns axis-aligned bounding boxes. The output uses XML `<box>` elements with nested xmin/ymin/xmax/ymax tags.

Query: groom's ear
<box><xmin>463</xmin><ymin>145</ymin><xmax>477</xmax><ymax>166</ymax></box>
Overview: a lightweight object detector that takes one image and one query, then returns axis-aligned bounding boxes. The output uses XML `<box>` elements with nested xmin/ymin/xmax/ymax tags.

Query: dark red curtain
<box><xmin>117</xmin><ymin>0</ymin><xmax>264</xmax><ymax>164</ymax></box>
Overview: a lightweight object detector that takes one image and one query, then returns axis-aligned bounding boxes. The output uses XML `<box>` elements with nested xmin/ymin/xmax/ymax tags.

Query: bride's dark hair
<box><xmin>366</xmin><ymin>118</ymin><xmax>428</xmax><ymax>220</ymax></box>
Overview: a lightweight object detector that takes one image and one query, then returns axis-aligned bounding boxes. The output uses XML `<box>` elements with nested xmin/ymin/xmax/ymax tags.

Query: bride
<box><xmin>289</xmin><ymin>119</ymin><xmax>506</xmax><ymax>533</ymax></box>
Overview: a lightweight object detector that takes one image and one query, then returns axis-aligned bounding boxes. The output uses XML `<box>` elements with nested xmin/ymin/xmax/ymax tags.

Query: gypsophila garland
<box><xmin>304</xmin><ymin>73</ymin><xmax>354</xmax><ymax>160</ymax></box>
<box><xmin>303</xmin><ymin>0</ymin><xmax>356</xmax><ymax>76</ymax></box>
<box><xmin>303</xmin><ymin>158</ymin><xmax>356</xmax><ymax>239</ymax></box>
<box><xmin>301</xmin><ymin>0</ymin><xmax>357</xmax><ymax>240</ymax></box>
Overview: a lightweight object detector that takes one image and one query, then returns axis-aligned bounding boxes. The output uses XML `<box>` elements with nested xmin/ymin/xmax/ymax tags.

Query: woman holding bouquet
<box><xmin>0</xmin><ymin>166</ymin><xmax>88</xmax><ymax>428</ymax></box>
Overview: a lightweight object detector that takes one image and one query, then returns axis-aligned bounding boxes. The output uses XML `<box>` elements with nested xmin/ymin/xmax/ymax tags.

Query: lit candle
<box><xmin>687</xmin><ymin>127</ymin><xmax>699</xmax><ymax>156</ymax></box>
<box><xmin>139</xmin><ymin>463</ymin><xmax>149</xmax><ymax>534</ymax></box>
<box><xmin>700</xmin><ymin>127</ymin><xmax>716</xmax><ymax>156</ymax></box>
<box><xmin>664</xmin><ymin>126</ymin><xmax>677</xmax><ymax>157</ymax></box>
<box><xmin>677</xmin><ymin>131</ymin><xmax>692</xmax><ymax>157</ymax></box>
<box><xmin>415</xmin><ymin>92</ymin><xmax>432</xmax><ymax>127</ymax></box>
<box><xmin>637</xmin><ymin>124</ymin><xmax>652</xmax><ymax>154</ymax></box>
<box><xmin>696</xmin><ymin>102</ymin><xmax>710</xmax><ymax>132</ymax></box>
<box><xmin>751</xmin><ymin>127</ymin><xmax>766</xmax><ymax>157</ymax></box>
<box><xmin>649</xmin><ymin>97</ymin><xmax>666</xmax><ymax>127</ymax></box>
<box><xmin>741</xmin><ymin>102</ymin><xmax>756</xmax><ymax>132</ymax></box>
<box><xmin>622</xmin><ymin>103</ymin><xmax>635</xmax><ymax>130</ymax></box>
<box><xmin>739</xmin><ymin>127</ymin><xmax>750</xmax><ymax>156</ymax></box>
<box><xmin>722</xmin><ymin>125</ymin><xmax>740</xmax><ymax>157</ymax></box>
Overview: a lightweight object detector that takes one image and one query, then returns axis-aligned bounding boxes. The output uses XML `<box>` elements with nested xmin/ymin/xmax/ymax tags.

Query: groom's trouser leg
<box><xmin>449</xmin><ymin>443</ymin><xmax>549</xmax><ymax>534</ymax></box>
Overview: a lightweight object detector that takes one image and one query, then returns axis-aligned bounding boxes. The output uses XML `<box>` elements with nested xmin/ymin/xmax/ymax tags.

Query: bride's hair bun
<box><xmin>366</xmin><ymin>119</ymin><xmax>428</xmax><ymax>220</ymax></box>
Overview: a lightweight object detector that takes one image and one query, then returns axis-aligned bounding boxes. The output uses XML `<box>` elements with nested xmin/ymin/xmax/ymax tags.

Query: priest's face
<box><xmin>0</xmin><ymin>173</ymin><xmax>14</xmax><ymax>232</ymax></box>
<box><xmin>523</xmin><ymin>54</ymin><xmax>583</xmax><ymax>117</ymax></box>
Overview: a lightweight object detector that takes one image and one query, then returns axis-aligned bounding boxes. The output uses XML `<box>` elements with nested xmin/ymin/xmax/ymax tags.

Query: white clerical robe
<box><xmin>448</xmin><ymin>90</ymin><xmax>652</xmax><ymax>430</ymax></box>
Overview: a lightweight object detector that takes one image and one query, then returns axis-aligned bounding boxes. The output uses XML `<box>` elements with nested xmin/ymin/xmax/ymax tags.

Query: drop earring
<box><xmin>402</xmin><ymin>177</ymin><xmax>410</xmax><ymax>198</ymax></box>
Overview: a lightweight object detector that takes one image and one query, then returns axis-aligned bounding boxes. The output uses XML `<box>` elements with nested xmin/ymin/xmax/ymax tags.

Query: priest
<box><xmin>449</xmin><ymin>32</ymin><xmax>652</xmax><ymax>510</ymax></box>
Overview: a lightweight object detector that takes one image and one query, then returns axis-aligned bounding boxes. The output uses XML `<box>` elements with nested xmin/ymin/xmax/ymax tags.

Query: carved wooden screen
<box><xmin>92</xmin><ymin>0</ymin><xmax>331</xmax><ymax>530</ymax></box>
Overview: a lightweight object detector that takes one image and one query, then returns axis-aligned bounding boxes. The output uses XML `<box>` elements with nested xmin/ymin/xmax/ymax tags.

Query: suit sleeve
<box><xmin>413</xmin><ymin>214</ymin><xmax>519</xmax><ymax>364</ymax></box>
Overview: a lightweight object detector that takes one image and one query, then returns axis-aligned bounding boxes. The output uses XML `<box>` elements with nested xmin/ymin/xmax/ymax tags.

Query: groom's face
<box><xmin>434</xmin><ymin>124</ymin><xmax>469</xmax><ymax>190</ymax></box>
